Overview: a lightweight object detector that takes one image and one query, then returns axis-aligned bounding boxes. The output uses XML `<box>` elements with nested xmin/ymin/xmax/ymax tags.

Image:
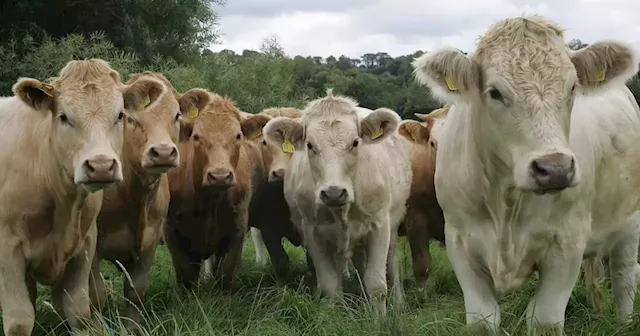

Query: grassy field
<box><xmin>18</xmin><ymin>235</ymin><xmax>640</xmax><ymax>336</ymax></box>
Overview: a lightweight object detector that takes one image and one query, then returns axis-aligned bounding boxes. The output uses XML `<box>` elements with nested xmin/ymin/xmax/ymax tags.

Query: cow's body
<box><xmin>90</xmin><ymin>71</ymin><xmax>182</xmax><ymax>329</ymax></box>
<box><xmin>0</xmin><ymin>59</ymin><xmax>162</xmax><ymax>335</ymax></box>
<box><xmin>397</xmin><ymin>109</ymin><xmax>447</xmax><ymax>289</ymax></box>
<box><xmin>164</xmin><ymin>92</ymin><xmax>270</xmax><ymax>290</ymax></box>
<box><xmin>264</xmin><ymin>90</ymin><xmax>412</xmax><ymax>314</ymax></box>
<box><xmin>245</xmin><ymin>107</ymin><xmax>304</xmax><ymax>281</ymax></box>
<box><xmin>412</xmin><ymin>15</ymin><xmax>640</xmax><ymax>334</ymax></box>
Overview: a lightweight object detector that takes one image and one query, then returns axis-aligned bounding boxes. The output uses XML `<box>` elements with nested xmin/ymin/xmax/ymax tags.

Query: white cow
<box><xmin>412</xmin><ymin>15</ymin><xmax>640</xmax><ymax>334</ymax></box>
<box><xmin>263</xmin><ymin>89</ymin><xmax>412</xmax><ymax>314</ymax></box>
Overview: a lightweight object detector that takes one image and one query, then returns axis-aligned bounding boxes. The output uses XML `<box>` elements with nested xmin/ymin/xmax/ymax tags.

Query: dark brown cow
<box><xmin>90</xmin><ymin>71</ymin><xmax>185</xmax><ymax>329</ymax></box>
<box><xmin>396</xmin><ymin>107</ymin><xmax>448</xmax><ymax>289</ymax></box>
<box><xmin>246</xmin><ymin>107</ymin><xmax>303</xmax><ymax>282</ymax></box>
<box><xmin>164</xmin><ymin>90</ymin><xmax>270</xmax><ymax>290</ymax></box>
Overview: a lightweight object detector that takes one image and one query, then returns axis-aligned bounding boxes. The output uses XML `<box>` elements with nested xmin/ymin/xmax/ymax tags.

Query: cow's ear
<box><xmin>412</xmin><ymin>48</ymin><xmax>481</xmax><ymax>103</ymax></box>
<box><xmin>241</xmin><ymin>113</ymin><xmax>271</xmax><ymax>140</ymax></box>
<box><xmin>263</xmin><ymin>117</ymin><xmax>304</xmax><ymax>153</ymax></box>
<box><xmin>178</xmin><ymin>88</ymin><xmax>211</xmax><ymax>120</ymax></box>
<box><xmin>571</xmin><ymin>40</ymin><xmax>639</xmax><ymax>93</ymax></box>
<box><xmin>122</xmin><ymin>76</ymin><xmax>165</xmax><ymax>112</ymax></box>
<box><xmin>398</xmin><ymin>120</ymin><xmax>430</xmax><ymax>145</ymax></box>
<box><xmin>360</xmin><ymin>107</ymin><xmax>400</xmax><ymax>144</ymax></box>
<box><xmin>13</xmin><ymin>78</ymin><xmax>55</xmax><ymax>112</ymax></box>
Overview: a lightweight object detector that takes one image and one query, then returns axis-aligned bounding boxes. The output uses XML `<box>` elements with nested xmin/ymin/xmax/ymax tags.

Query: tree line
<box><xmin>1</xmin><ymin>0</ymin><xmax>639</xmax><ymax>120</ymax></box>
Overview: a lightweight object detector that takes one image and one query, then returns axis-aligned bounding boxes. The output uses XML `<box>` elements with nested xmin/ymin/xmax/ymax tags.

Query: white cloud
<box><xmin>211</xmin><ymin>0</ymin><xmax>640</xmax><ymax>58</ymax></box>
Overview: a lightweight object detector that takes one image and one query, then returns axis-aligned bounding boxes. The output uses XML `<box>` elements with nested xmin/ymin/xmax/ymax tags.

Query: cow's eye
<box><xmin>59</xmin><ymin>113</ymin><xmax>70</xmax><ymax>125</ymax></box>
<box><xmin>306</xmin><ymin>142</ymin><xmax>313</xmax><ymax>150</ymax></box>
<box><xmin>489</xmin><ymin>88</ymin><xmax>502</xmax><ymax>100</ymax></box>
<box><xmin>351</xmin><ymin>139</ymin><xmax>359</xmax><ymax>149</ymax></box>
<box><xmin>262</xmin><ymin>140</ymin><xmax>267</xmax><ymax>146</ymax></box>
<box><xmin>174</xmin><ymin>112</ymin><xmax>180</xmax><ymax>122</ymax></box>
<box><xmin>193</xmin><ymin>134</ymin><xmax>200</xmax><ymax>141</ymax></box>
<box><xmin>571</xmin><ymin>84</ymin><xmax>576</xmax><ymax>93</ymax></box>
<box><xmin>236</xmin><ymin>133</ymin><xmax>242</xmax><ymax>140</ymax></box>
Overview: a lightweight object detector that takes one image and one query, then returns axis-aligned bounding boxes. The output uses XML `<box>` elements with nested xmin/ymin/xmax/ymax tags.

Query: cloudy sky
<box><xmin>210</xmin><ymin>0</ymin><xmax>640</xmax><ymax>59</ymax></box>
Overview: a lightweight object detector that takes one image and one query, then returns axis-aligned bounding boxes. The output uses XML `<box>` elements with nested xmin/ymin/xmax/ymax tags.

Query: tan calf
<box><xmin>90</xmin><ymin>71</ymin><xmax>183</xmax><ymax>329</ymax></box>
<box><xmin>165</xmin><ymin>90</ymin><xmax>270</xmax><ymax>290</ymax></box>
<box><xmin>0</xmin><ymin>59</ymin><xmax>162</xmax><ymax>336</ymax></box>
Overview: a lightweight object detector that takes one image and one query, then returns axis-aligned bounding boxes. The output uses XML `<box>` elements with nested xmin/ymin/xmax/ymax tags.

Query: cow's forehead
<box><xmin>474</xmin><ymin>16</ymin><xmax>575</xmax><ymax>91</ymax></box>
<box><xmin>57</xmin><ymin>84</ymin><xmax>123</xmax><ymax>117</ymax></box>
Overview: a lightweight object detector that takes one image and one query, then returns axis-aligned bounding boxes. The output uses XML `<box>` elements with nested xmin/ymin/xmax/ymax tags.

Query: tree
<box><xmin>567</xmin><ymin>39</ymin><xmax>589</xmax><ymax>51</ymax></box>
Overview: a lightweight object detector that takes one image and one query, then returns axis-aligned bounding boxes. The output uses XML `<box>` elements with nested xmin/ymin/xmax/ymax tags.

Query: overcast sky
<box><xmin>211</xmin><ymin>0</ymin><xmax>640</xmax><ymax>59</ymax></box>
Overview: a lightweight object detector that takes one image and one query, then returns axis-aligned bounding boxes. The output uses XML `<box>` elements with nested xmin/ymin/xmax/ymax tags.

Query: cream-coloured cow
<box><xmin>0</xmin><ymin>59</ymin><xmax>163</xmax><ymax>336</ymax></box>
<box><xmin>412</xmin><ymin>15</ymin><xmax>640</xmax><ymax>334</ymax></box>
<box><xmin>263</xmin><ymin>89</ymin><xmax>412</xmax><ymax>315</ymax></box>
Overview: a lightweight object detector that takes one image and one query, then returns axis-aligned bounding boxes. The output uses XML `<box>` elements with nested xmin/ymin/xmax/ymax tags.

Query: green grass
<box><xmin>18</xmin><ymin>236</ymin><xmax>640</xmax><ymax>335</ymax></box>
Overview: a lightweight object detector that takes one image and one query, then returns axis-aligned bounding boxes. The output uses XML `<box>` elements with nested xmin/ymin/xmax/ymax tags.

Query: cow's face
<box><xmin>124</xmin><ymin>73</ymin><xmax>181</xmax><ymax>176</ymax></box>
<box><xmin>412</xmin><ymin>15</ymin><xmax>639</xmax><ymax>194</ymax></box>
<box><xmin>264</xmin><ymin>91</ymin><xmax>400</xmax><ymax>207</ymax></box>
<box><xmin>246</xmin><ymin>114</ymin><xmax>298</xmax><ymax>182</ymax></box>
<box><xmin>177</xmin><ymin>91</ymin><xmax>270</xmax><ymax>188</ymax></box>
<box><xmin>13</xmin><ymin>59</ymin><xmax>164</xmax><ymax>192</ymax></box>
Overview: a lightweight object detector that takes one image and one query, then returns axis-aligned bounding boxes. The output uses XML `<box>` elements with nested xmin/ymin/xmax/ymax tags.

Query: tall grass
<box><xmin>14</xmin><ymin>236</ymin><xmax>640</xmax><ymax>336</ymax></box>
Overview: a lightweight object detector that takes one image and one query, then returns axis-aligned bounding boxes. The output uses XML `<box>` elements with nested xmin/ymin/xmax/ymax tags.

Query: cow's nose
<box><xmin>82</xmin><ymin>155</ymin><xmax>119</xmax><ymax>183</ymax></box>
<box><xmin>269</xmin><ymin>169</ymin><xmax>285</xmax><ymax>182</ymax></box>
<box><xmin>319</xmin><ymin>186</ymin><xmax>349</xmax><ymax>207</ymax></box>
<box><xmin>205</xmin><ymin>168</ymin><xmax>235</xmax><ymax>187</ymax></box>
<box><xmin>145</xmin><ymin>143</ymin><xmax>179</xmax><ymax>168</ymax></box>
<box><xmin>529</xmin><ymin>153</ymin><xmax>575</xmax><ymax>191</ymax></box>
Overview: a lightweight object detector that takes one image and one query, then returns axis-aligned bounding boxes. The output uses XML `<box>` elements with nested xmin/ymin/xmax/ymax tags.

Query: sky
<box><xmin>210</xmin><ymin>0</ymin><xmax>640</xmax><ymax>59</ymax></box>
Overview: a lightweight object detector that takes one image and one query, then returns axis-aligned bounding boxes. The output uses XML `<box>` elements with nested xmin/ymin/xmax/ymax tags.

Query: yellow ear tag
<box><xmin>444</xmin><ymin>76</ymin><xmax>458</xmax><ymax>91</ymax></box>
<box><xmin>371</xmin><ymin>128</ymin><xmax>383</xmax><ymax>140</ymax></box>
<box><xmin>282</xmin><ymin>140</ymin><xmax>295</xmax><ymax>153</ymax></box>
<box><xmin>138</xmin><ymin>95</ymin><xmax>150</xmax><ymax>110</ymax></box>
<box><xmin>252</xmin><ymin>130</ymin><xmax>262</xmax><ymax>139</ymax></box>
<box><xmin>597</xmin><ymin>68</ymin><xmax>606</xmax><ymax>82</ymax></box>
<box><xmin>186</xmin><ymin>107</ymin><xmax>199</xmax><ymax>119</ymax></box>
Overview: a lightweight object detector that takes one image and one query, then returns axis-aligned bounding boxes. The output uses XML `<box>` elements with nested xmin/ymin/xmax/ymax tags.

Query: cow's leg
<box><xmin>0</xmin><ymin>238</ymin><xmax>35</xmax><ymax>336</ymax></box>
<box><xmin>52</xmin><ymin>221</ymin><xmax>97</xmax><ymax>330</ymax></box>
<box><xmin>526</xmin><ymin>245</ymin><xmax>583</xmax><ymax>335</ymax></box>
<box><xmin>447</xmin><ymin>233</ymin><xmax>500</xmax><ymax>333</ymax></box>
<box><xmin>583</xmin><ymin>258</ymin><xmax>605</xmax><ymax>314</ymax></box>
<box><xmin>164</xmin><ymin>227</ymin><xmax>200</xmax><ymax>290</ymax></box>
<box><xmin>122</xmin><ymin>244</ymin><xmax>157</xmax><ymax>330</ymax></box>
<box><xmin>387</xmin><ymin>225</ymin><xmax>404</xmax><ymax>308</ymax></box>
<box><xmin>405</xmin><ymin>209</ymin><xmax>431</xmax><ymax>290</ymax></box>
<box><xmin>262</xmin><ymin>230</ymin><xmax>290</xmax><ymax>283</ymax></box>
<box><xmin>89</xmin><ymin>253</ymin><xmax>106</xmax><ymax>311</ymax></box>
<box><xmin>305</xmin><ymin>250</ymin><xmax>318</xmax><ymax>294</ymax></box>
<box><xmin>609</xmin><ymin>214</ymin><xmax>640</xmax><ymax>323</ymax></box>
<box><xmin>353</xmin><ymin>244</ymin><xmax>367</xmax><ymax>281</ymax></box>
<box><xmin>305</xmin><ymin>229</ymin><xmax>340</xmax><ymax>299</ymax></box>
<box><xmin>219</xmin><ymin>232</ymin><xmax>244</xmax><ymax>291</ymax></box>
<box><xmin>204</xmin><ymin>255</ymin><xmax>216</xmax><ymax>279</ymax></box>
<box><xmin>364</xmin><ymin>218</ymin><xmax>391</xmax><ymax>316</ymax></box>
<box><xmin>250</xmin><ymin>227</ymin><xmax>268</xmax><ymax>266</ymax></box>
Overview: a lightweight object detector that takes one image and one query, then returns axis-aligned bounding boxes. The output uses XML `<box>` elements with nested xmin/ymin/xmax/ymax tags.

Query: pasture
<box><xmin>19</xmin><ymin>236</ymin><xmax>640</xmax><ymax>336</ymax></box>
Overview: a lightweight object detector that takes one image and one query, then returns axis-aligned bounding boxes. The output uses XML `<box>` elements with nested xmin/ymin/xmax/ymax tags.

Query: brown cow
<box><xmin>89</xmin><ymin>71</ymin><xmax>184</xmax><ymax>329</ymax></box>
<box><xmin>0</xmin><ymin>59</ymin><xmax>163</xmax><ymax>336</ymax></box>
<box><xmin>396</xmin><ymin>106</ymin><xmax>449</xmax><ymax>289</ymax></box>
<box><xmin>246</xmin><ymin>107</ymin><xmax>304</xmax><ymax>281</ymax></box>
<box><xmin>164</xmin><ymin>90</ymin><xmax>271</xmax><ymax>290</ymax></box>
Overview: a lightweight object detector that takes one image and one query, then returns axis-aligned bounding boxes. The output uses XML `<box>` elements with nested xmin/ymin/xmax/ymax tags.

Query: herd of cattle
<box><xmin>1</xmin><ymin>13</ymin><xmax>640</xmax><ymax>336</ymax></box>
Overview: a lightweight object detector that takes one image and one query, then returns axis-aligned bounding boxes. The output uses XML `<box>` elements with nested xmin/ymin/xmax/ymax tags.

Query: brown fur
<box><xmin>397</xmin><ymin>114</ymin><xmax>445</xmax><ymax>288</ymax></box>
<box><xmin>89</xmin><ymin>71</ymin><xmax>181</xmax><ymax>329</ymax></box>
<box><xmin>164</xmin><ymin>91</ymin><xmax>266</xmax><ymax>291</ymax></box>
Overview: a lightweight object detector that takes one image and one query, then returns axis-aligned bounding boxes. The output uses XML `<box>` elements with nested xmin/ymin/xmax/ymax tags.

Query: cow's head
<box><xmin>412</xmin><ymin>15</ymin><xmax>639</xmax><ymax>194</ymax></box>
<box><xmin>264</xmin><ymin>89</ymin><xmax>400</xmax><ymax>207</ymax></box>
<box><xmin>123</xmin><ymin>71</ymin><xmax>181</xmax><ymax>176</ymax></box>
<box><xmin>13</xmin><ymin>59</ymin><xmax>164</xmax><ymax>192</ymax></box>
<box><xmin>399</xmin><ymin>116</ymin><xmax>438</xmax><ymax>155</ymax></box>
<box><xmin>250</xmin><ymin>108</ymin><xmax>303</xmax><ymax>182</ymax></box>
<box><xmin>177</xmin><ymin>90</ymin><xmax>270</xmax><ymax>188</ymax></box>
